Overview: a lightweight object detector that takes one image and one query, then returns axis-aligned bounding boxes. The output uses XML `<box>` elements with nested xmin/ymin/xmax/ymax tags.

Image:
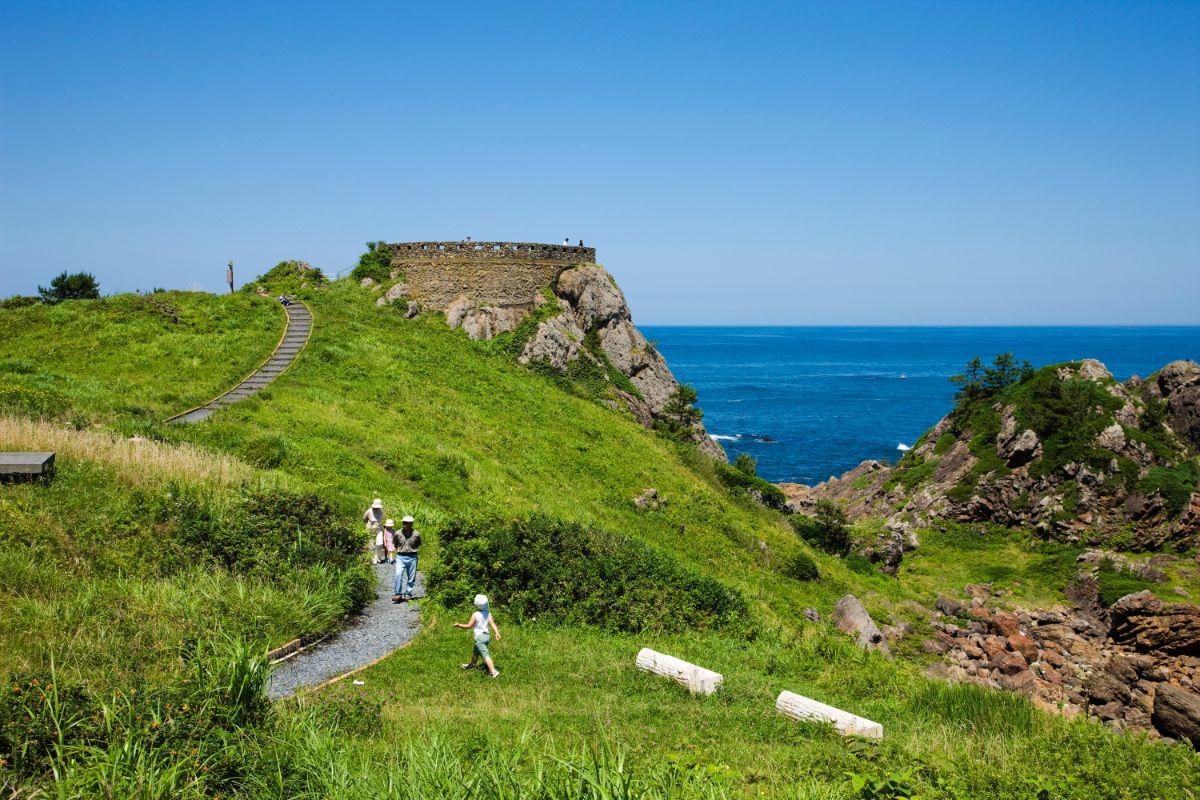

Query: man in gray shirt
<box><xmin>392</xmin><ymin>515</ymin><xmax>421</xmax><ymax>603</ymax></box>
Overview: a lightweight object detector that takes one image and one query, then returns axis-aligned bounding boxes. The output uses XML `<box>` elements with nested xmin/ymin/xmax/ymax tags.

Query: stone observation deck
<box><xmin>389</xmin><ymin>241</ymin><xmax>595</xmax><ymax>266</ymax></box>
<box><xmin>385</xmin><ymin>241</ymin><xmax>596</xmax><ymax>311</ymax></box>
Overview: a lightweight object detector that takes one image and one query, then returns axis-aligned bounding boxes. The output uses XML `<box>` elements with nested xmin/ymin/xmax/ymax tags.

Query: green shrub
<box><xmin>792</xmin><ymin>499</ymin><xmax>851</xmax><ymax>556</ymax></box>
<box><xmin>780</xmin><ymin>548</ymin><xmax>819</xmax><ymax>581</ymax></box>
<box><xmin>251</xmin><ymin>260</ymin><xmax>326</xmax><ymax>295</ymax></box>
<box><xmin>732</xmin><ymin>452</ymin><xmax>757</xmax><ymax>477</ymax></box>
<box><xmin>845</xmin><ymin>553</ymin><xmax>877</xmax><ymax>576</ymax></box>
<box><xmin>898</xmin><ymin>456</ymin><xmax>936</xmax><ymax>490</ymax></box>
<box><xmin>428</xmin><ymin>514</ymin><xmax>752</xmax><ymax>634</ymax></box>
<box><xmin>1138</xmin><ymin>462</ymin><xmax>1200</xmax><ymax>519</ymax></box>
<box><xmin>0</xmin><ymin>295</ymin><xmax>39</xmax><ymax>310</ymax></box>
<box><xmin>1096</xmin><ymin>566</ymin><xmax>1154</xmax><ymax>607</ymax></box>
<box><xmin>933</xmin><ymin>432</ymin><xmax>957</xmax><ymax>455</ymax></box>
<box><xmin>715</xmin><ymin>462</ymin><xmax>788</xmax><ymax>510</ymax></box>
<box><xmin>239</xmin><ymin>433</ymin><xmax>290</xmax><ymax>468</ymax></box>
<box><xmin>165</xmin><ymin>487</ymin><xmax>367</xmax><ymax>586</ymax></box>
<box><xmin>38</xmin><ymin>271</ymin><xmax>100</xmax><ymax>304</ymax></box>
<box><xmin>350</xmin><ymin>241</ymin><xmax>393</xmax><ymax>284</ymax></box>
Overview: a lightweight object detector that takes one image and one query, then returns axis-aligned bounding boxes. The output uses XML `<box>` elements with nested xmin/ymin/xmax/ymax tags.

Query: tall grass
<box><xmin>0</xmin><ymin>414</ymin><xmax>273</xmax><ymax>490</ymax></box>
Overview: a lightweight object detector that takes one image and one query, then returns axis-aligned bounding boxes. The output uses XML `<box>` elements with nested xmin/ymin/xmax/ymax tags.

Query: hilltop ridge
<box><xmin>303</xmin><ymin>242</ymin><xmax>726</xmax><ymax>460</ymax></box>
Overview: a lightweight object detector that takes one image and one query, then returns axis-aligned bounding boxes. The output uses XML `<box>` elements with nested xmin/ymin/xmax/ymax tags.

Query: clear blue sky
<box><xmin>2</xmin><ymin>1</ymin><xmax>1197</xmax><ymax>324</ymax></box>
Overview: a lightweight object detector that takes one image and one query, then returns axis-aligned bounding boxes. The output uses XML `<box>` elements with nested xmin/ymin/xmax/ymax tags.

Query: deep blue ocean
<box><xmin>640</xmin><ymin>327</ymin><xmax>1200</xmax><ymax>485</ymax></box>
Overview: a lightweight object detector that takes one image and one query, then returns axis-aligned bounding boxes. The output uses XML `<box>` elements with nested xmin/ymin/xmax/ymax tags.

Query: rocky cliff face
<box><xmin>370</xmin><ymin>264</ymin><xmax>725</xmax><ymax>461</ymax></box>
<box><xmin>782</xmin><ymin>359</ymin><xmax>1200</xmax><ymax>560</ymax></box>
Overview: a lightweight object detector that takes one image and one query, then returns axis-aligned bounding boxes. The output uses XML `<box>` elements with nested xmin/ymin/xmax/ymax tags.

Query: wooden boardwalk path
<box><xmin>166</xmin><ymin>300</ymin><xmax>312</xmax><ymax>424</ymax></box>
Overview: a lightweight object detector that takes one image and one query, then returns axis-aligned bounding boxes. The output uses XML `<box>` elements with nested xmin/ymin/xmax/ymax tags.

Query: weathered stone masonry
<box><xmin>387</xmin><ymin>241</ymin><xmax>596</xmax><ymax>310</ymax></box>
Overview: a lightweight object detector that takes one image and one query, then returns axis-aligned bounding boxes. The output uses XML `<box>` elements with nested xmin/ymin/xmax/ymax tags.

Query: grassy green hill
<box><xmin>1</xmin><ymin>277</ymin><xmax>1196</xmax><ymax>798</ymax></box>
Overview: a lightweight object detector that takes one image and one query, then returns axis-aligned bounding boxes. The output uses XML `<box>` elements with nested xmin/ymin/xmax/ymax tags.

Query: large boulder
<box><xmin>996</xmin><ymin>406</ymin><xmax>1042</xmax><ymax>468</ymax></box>
<box><xmin>1152</xmin><ymin>683</ymin><xmax>1200</xmax><ymax>747</ymax></box>
<box><xmin>519</xmin><ymin>313</ymin><xmax>585</xmax><ymax>370</ymax></box>
<box><xmin>1109</xmin><ymin>591</ymin><xmax>1200</xmax><ymax>655</ymax></box>
<box><xmin>832</xmin><ymin>594</ymin><xmax>891</xmax><ymax>656</ymax></box>
<box><xmin>459</xmin><ymin>306</ymin><xmax>526</xmax><ymax>341</ymax></box>
<box><xmin>384</xmin><ymin>282</ymin><xmax>411</xmax><ymax>304</ymax></box>
<box><xmin>554</xmin><ymin>266</ymin><xmax>627</xmax><ymax>331</ymax></box>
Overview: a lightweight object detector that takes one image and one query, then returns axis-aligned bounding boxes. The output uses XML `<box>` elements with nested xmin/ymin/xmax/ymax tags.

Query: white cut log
<box><xmin>775</xmin><ymin>690</ymin><xmax>883</xmax><ymax>739</ymax></box>
<box><xmin>635</xmin><ymin>648</ymin><xmax>723</xmax><ymax>695</ymax></box>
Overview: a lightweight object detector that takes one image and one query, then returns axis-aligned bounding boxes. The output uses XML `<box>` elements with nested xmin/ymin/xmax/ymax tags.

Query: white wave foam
<box><xmin>897</xmin><ymin>443</ymin><xmax>911</xmax><ymax>451</ymax></box>
<box><xmin>709</xmin><ymin>434</ymin><xmax>740</xmax><ymax>442</ymax></box>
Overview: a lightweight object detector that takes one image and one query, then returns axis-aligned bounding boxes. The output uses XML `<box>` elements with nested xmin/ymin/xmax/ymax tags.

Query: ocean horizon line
<box><xmin>639</xmin><ymin>323</ymin><xmax>1200</xmax><ymax>329</ymax></box>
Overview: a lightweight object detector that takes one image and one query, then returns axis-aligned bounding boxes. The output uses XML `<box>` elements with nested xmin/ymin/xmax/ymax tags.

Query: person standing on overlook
<box><xmin>392</xmin><ymin>515</ymin><xmax>421</xmax><ymax>602</ymax></box>
<box><xmin>363</xmin><ymin>498</ymin><xmax>385</xmax><ymax>563</ymax></box>
<box><xmin>226</xmin><ymin>261</ymin><xmax>234</xmax><ymax>294</ymax></box>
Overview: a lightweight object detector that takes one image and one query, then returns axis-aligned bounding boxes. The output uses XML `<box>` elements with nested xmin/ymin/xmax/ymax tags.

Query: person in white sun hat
<box><xmin>455</xmin><ymin>593</ymin><xmax>501</xmax><ymax>678</ymax></box>
<box><xmin>363</xmin><ymin>498</ymin><xmax>385</xmax><ymax>563</ymax></box>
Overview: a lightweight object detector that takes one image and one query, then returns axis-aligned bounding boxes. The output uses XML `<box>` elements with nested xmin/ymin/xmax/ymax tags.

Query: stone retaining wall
<box><xmin>387</xmin><ymin>241</ymin><xmax>596</xmax><ymax>310</ymax></box>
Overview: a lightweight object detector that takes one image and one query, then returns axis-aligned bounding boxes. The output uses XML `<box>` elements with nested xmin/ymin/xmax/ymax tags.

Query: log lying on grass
<box><xmin>635</xmin><ymin>648</ymin><xmax>723</xmax><ymax>695</ymax></box>
<box><xmin>775</xmin><ymin>690</ymin><xmax>883</xmax><ymax>739</ymax></box>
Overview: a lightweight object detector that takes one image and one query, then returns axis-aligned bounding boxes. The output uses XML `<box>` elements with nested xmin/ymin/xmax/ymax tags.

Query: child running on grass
<box><xmin>455</xmin><ymin>594</ymin><xmax>501</xmax><ymax>678</ymax></box>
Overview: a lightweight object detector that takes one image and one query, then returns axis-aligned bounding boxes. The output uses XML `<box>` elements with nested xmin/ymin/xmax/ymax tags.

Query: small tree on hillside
<box><xmin>950</xmin><ymin>352</ymin><xmax>1033</xmax><ymax>403</ymax></box>
<box><xmin>733</xmin><ymin>452</ymin><xmax>757</xmax><ymax>477</ymax></box>
<box><xmin>38</xmin><ymin>271</ymin><xmax>100</xmax><ymax>304</ymax></box>
<box><xmin>654</xmin><ymin>384</ymin><xmax>704</xmax><ymax>442</ymax></box>
<box><xmin>792</xmin><ymin>499</ymin><xmax>851</xmax><ymax>556</ymax></box>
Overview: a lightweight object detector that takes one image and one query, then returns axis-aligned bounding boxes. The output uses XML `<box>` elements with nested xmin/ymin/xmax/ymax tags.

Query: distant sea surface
<box><xmin>640</xmin><ymin>327</ymin><xmax>1200</xmax><ymax>485</ymax></box>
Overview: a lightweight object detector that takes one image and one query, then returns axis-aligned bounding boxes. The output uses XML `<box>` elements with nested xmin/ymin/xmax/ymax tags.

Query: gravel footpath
<box><xmin>267</xmin><ymin>562</ymin><xmax>423</xmax><ymax>699</ymax></box>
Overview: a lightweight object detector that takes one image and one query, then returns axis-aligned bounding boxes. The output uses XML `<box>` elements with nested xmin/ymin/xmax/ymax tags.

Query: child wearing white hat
<box><xmin>454</xmin><ymin>594</ymin><xmax>501</xmax><ymax>678</ymax></box>
<box><xmin>382</xmin><ymin>519</ymin><xmax>397</xmax><ymax>564</ymax></box>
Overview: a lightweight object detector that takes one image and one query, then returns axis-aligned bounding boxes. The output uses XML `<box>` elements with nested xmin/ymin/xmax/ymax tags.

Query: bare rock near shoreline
<box><xmin>776</xmin><ymin>358</ymin><xmax>1200</xmax><ymax>567</ymax></box>
<box><xmin>1144</xmin><ymin>360</ymin><xmax>1200</xmax><ymax>451</ymax></box>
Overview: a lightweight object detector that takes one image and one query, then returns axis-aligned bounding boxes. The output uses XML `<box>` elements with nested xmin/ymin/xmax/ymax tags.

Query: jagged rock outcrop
<box><xmin>923</xmin><ymin>579</ymin><xmax>1200</xmax><ymax>746</ymax></box>
<box><xmin>1145</xmin><ymin>360</ymin><xmax>1200</xmax><ymax>452</ymax></box>
<box><xmin>781</xmin><ymin>359</ymin><xmax>1200</xmax><ymax>558</ymax></box>
<box><xmin>1109</xmin><ymin>590</ymin><xmax>1200</xmax><ymax>655</ymax></box>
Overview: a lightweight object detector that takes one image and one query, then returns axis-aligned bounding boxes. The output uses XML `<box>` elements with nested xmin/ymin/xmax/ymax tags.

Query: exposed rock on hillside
<box><xmin>832</xmin><ymin>594</ymin><xmax>891</xmax><ymax>655</ymax></box>
<box><xmin>371</xmin><ymin>258</ymin><xmax>723</xmax><ymax>460</ymax></box>
<box><xmin>924</xmin><ymin>581</ymin><xmax>1200</xmax><ymax>745</ymax></box>
<box><xmin>783</xmin><ymin>360</ymin><xmax>1200</xmax><ymax>557</ymax></box>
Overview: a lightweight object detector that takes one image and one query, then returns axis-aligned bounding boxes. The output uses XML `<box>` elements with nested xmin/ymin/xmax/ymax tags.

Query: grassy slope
<box><xmin>0</xmin><ymin>291</ymin><xmax>283</xmax><ymax>423</ymax></box>
<box><xmin>2</xmin><ymin>282</ymin><xmax>1197</xmax><ymax>797</ymax></box>
<box><xmin>0</xmin><ymin>292</ymin><xmax>343</xmax><ymax>688</ymax></box>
